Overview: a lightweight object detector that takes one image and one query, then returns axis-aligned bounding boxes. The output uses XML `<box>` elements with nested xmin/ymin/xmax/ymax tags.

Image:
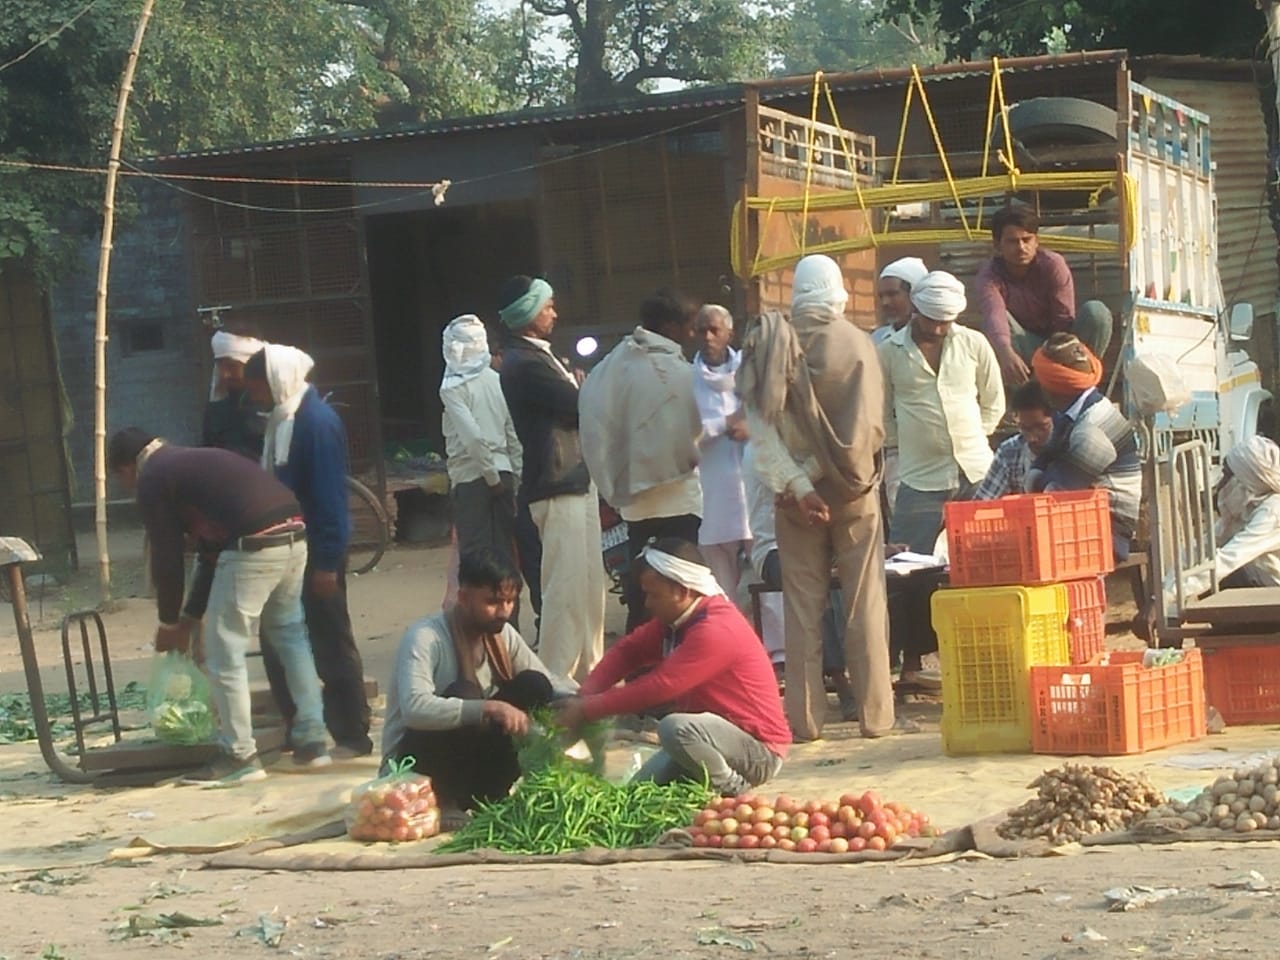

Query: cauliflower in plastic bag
<box><xmin>147</xmin><ymin>652</ymin><xmax>216</xmax><ymax>745</ymax></box>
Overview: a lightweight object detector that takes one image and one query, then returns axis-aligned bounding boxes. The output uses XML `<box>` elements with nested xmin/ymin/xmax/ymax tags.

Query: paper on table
<box><xmin>885</xmin><ymin>552</ymin><xmax>947</xmax><ymax>575</ymax></box>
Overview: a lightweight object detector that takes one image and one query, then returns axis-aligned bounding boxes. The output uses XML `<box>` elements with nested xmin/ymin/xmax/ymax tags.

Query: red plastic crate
<box><xmin>945</xmin><ymin>490</ymin><xmax>1115</xmax><ymax>587</ymax></box>
<box><xmin>1064</xmin><ymin>577</ymin><xmax>1107</xmax><ymax>665</ymax></box>
<box><xmin>1200</xmin><ymin>641</ymin><xmax>1280</xmax><ymax>725</ymax></box>
<box><xmin>1029</xmin><ymin>650</ymin><xmax>1205</xmax><ymax>756</ymax></box>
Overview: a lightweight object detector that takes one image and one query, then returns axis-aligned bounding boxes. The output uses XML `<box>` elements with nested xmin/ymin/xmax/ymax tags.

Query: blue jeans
<box><xmin>891</xmin><ymin>483</ymin><xmax>975</xmax><ymax>555</ymax></box>
<box><xmin>204</xmin><ymin>541</ymin><xmax>326</xmax><ymax>761</ymax></box>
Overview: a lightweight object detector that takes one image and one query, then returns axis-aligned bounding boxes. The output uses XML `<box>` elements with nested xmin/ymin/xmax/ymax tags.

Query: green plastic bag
<box><xmin>147</xmin><ymin>652</ymin><xmax>217</xmax><ymax>745</ymax></box>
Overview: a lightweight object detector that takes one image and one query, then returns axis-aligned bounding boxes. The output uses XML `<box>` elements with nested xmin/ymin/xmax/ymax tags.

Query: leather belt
<box><xmin>234</xmin><ymin>522</ymin><xmax>307</xmax><ymax>552</ymax></box>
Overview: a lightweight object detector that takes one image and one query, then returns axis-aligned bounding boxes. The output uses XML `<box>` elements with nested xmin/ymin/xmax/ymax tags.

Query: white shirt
<box><xmin>692</xmin><ymin>350</ymin><xmax>751</xmax><ymax>545</ymax></box>
<box><xmin>441</xmin><ymin>367</ymin><xmax>522</xmax><ymax>487</ymax></box>
<box><xmin>879</xmin><ymin>324</ymin><xmax>1005</xmax><ymax>491</ymax></box>
<box><xmin>522</xmin><ymin>335</ymin><xmax>577</xmax><ymax>384</ymax></box>
<box><xmin>1179</xmin><ymin>494</ymin><xmax>1280</xmax><ymax>599</ymax></box>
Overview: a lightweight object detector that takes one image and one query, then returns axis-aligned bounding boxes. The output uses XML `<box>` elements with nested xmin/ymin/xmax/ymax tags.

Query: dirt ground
<box><xmin>2</xmin><ymin>532</ymin><xmax>1279</xmax><ymax>959</ymax></box>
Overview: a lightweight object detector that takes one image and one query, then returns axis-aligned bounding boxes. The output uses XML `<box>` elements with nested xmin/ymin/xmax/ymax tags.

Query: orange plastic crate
<box><xmin>1064</xmin><ymin>576</ymin><xmax>1107</xmax><ymax>665</ymax></box>
<box><xmin>945</xmin><ymin>491</ymin><xmax>1115</xmax><ymax>587</ymax></box>
<box><xmin>1029</xmin><ymin>650</ymin><xmax>1205</xmax><ymax>756</ymax></box>
<box><xmin>1200</xmin><ymin>642</ymin><xmax>1280</xmax><ymax>725</ymax></box>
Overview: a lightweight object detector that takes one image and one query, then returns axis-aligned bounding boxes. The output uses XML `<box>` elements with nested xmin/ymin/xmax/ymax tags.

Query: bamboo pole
<box><xmin>94</xmin><ymin>0</ymin><xmax>156</xmax><ymax>606</ymax></box>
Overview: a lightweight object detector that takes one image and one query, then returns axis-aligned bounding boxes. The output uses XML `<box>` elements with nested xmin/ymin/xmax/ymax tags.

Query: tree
<box><xmin>775</xmin><ymin>0</ymin><xmax>945</xmax><ymax>76</ymax></box>
<box><xmin>526</xmin><ymin>0</ymin><xmax>772</xmax><ymax>103</ymax></box>
<box><xmin>880</xmin><ymin>0</ymin><xmax>1267</xmax><ymax>62</ymax></box>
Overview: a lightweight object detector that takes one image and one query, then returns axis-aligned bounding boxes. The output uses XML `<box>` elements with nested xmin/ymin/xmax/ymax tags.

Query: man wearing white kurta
<box><xmin>878</xmin><ymin>271</ymin><xmax>1005</xmax><ymax>554</ymax></box>
<box><xmin>692</xmin><ymin>305</ymin><xmax>752</xmax><ymax>597</ymax></box>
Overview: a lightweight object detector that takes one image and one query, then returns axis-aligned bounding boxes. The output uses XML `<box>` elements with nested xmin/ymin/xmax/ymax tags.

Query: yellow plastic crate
<box><xmin>931</xmin><ymin>584</ymin><xmax>1071</xmax><ymax>755</ymax></box>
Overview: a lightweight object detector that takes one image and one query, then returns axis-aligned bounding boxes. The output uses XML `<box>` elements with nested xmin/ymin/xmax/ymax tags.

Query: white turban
<box><xmin>1225</xmin><ymin>436</ymin><xmax>1280</xmax><ymax>499</ymax></box>
<box><xmin>638</xmin><ymin>545</ymin><xmax>724</xmax><ymax>597</ymax></box>
<box><xmin>910</xmin><ymin>270</ymin><xmax>968</xmax><ymax>322</ymax></box>
<box><xmin>791</xmin><ymin>254</ymin><xmax>848</xmax><ymax>315</ymax></box>
<box><xmin>260</xmin><ymin>344</ymin><xmax>316</xmax><ymax>469</ymax></box>
<box><xmin>879</xmin><ymin>257</ymin><xmax>928</xmax><ymax>289</ymax></box>
<box><xmin>209</xmin><ymin>330</ymin><xmax>265</xmax><ymax>401</ymax></box>
<box><xmin>441</xmin><ymin>315</ymin><xmax>491</xmax><ymax>391</ymax></box>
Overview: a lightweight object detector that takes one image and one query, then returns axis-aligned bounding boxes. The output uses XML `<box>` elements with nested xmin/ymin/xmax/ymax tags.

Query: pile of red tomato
<box><xmin>688</xmin><ymin>791</ymin><xmax>937</xmax><ymax>854</ymax></box>
<box><xmin>347</xmin><ymin>775</ymin><xmax>441</xmax><ymax>843</ymax></box>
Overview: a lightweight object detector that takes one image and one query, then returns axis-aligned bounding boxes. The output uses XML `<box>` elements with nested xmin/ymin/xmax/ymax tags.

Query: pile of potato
<box><xmin>1143</xmin><ymin>757</ymin><xmax>1280</xmax><ymax>834</ymax></box>
<box><xmin>998</xmin><ymin>763</ymin><xmax>1165</xmax><ymax>845</ymax></box>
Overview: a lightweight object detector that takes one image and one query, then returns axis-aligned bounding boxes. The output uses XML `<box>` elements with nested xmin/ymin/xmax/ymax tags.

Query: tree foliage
<box><xmin>776</xmin><ymin>0</ymin><xmax>945</xmax><ymax>76</ymax></box>
<box><xmin>527</xmin><ymin>0</ymin><xmax>772</xmax><ymax>102</ymax></box>
<box><xmin>880</xmin><ymin>0</ymin><xmax>1267</xmax><ymax>62</ymax></box>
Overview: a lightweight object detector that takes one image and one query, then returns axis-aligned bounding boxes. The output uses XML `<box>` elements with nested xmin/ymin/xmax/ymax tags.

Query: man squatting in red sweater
<box><xmin>556</xmin><ymin>538</ymin><xmax>790</xmax><ymax>795</ymax></box>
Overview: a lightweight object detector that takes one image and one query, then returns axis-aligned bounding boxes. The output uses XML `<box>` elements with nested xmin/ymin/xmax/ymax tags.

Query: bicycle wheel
<box><xmin>346</xmin><ymin>476</ymin><xmax>390</xmax><ymax>575</ymax></box>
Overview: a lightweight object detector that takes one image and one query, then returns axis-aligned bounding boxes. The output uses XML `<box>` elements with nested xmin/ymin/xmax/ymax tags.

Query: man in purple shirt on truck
<box><xmin>975</xmin><ymin>205</ymin><xmax>1113</xmax><ymax>386</ymax></box>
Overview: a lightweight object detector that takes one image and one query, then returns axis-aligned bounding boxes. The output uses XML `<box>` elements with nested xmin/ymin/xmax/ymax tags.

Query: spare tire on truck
<box><xmin>992</xmin><ymin>97</ymin><xmax>1120</xmax><ymax>211</ymax></box>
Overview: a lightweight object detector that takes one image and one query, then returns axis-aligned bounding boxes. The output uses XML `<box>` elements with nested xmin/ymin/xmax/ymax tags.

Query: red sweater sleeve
<box><xmin>581</xmin><ymin>618</ymin><xmax>733</xmax><ymax>721</ymax></box>
<box><xmin>578</xmin><ymin>620</ymin><xmax>664</xmax><ymax>697</ymax></box>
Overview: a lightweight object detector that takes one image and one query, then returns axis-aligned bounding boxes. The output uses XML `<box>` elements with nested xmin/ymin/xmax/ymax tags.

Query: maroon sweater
<box><xmin>975</xmin><ymin>247</ymin><xmax>1076</xmax><ymax>350</ymax></box>
<box><xmin>579</xmin><ymin>595</ymin><xmax>791</xmax><ymax>756</ymax></box>
<box><xmin>136</xmin><ymin>445</ymin><xmax>301</xmax><ymax>624</ymax></box>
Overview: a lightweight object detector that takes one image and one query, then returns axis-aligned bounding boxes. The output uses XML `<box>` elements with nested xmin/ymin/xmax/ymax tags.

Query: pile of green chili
<box><xmin>436</xmin><ymin>765</ymin><xmax>712</xmax><ymax>855</ymax></box>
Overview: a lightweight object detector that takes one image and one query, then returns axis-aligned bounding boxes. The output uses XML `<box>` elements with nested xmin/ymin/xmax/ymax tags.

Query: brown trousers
<box><xmin>775</xmin><ymin>479</ymin><xmax>895</xmax><ymax>739</ymax></box>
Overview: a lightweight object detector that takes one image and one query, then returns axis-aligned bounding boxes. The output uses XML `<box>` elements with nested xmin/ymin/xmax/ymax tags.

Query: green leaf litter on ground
<box><xmin>0</xmin><ymin>682</ymin><xmax>146</xmax><ymax>745</ymax></box>
<box><xmin>110</xmin><ymin>912</ymin><xmax>223</xmax><ymax>943</ymax></box>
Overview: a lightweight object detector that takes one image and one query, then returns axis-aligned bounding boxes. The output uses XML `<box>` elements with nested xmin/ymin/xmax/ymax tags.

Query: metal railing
<box><xmin>1150</xmin><ymin>433</ymin><xmax>1217</xmax><ymax>626</ymax></box>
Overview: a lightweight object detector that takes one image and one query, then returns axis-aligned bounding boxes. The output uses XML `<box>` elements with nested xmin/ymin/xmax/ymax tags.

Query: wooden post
<box><xmin>94</xmin><ymin>0</ymin><xmax>156</xmax><ymax>607</ymax></box>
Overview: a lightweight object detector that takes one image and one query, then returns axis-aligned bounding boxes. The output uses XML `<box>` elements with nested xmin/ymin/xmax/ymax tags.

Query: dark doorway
<box><xmin>365</xmin><ymin>202</ymin><xmax>540</xmax><ymax>454</ymax></box>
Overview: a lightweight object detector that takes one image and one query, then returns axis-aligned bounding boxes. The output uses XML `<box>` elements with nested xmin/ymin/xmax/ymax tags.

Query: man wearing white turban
<box><xmin>557</xmin><ymin>538</ymin><xmax>790</xmax><ymax>795</ymax></box>
<box><xmin>203</xmin><ymin>326</ymin><xmax>267</xmax><ymax>461</ymax></box>
<box><xmin>874</xmin><ymin>257</ymin><xmax>930</xmax><ymax>520</ymax></box>
<box><xmin>738</xmin><ymin>254</ymin><xmax>897</xmax><ymax>741</ymax></box>
<box><xmin>1171</xmin><ymin>436</ymin><xmax>1280</xmax><ymax>600</ymax></box>
<box><xmin>244</xmin><ymin>345</ymin><xmax>373</xmax><ymax>760</ymax></box>
<box><xmin>440</xmin><ymin>315</ymin><xmax>523</xmax><ymax>586</ymax></box>
<box><xmin>878</xmin><ymin>270</ymin><xmax>1005</xmax><ymax>557</ymax></box>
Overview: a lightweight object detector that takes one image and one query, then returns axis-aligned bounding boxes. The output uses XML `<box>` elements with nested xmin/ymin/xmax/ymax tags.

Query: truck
<box><xmin>732</xmin><ymin>66</ymin><xmax>1273</xmax><ymax>646</ymax></box>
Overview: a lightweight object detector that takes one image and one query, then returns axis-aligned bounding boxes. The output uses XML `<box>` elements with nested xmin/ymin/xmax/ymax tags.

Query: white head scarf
<box><xmin>879</xmin><ymin>257</ymin><xmax>928</xmax><ymax>289</ymax></box>
<box><xmin>910</xmin><ymin>270</ymin><xmax>968</xmax><ymax>322</ymax></box>
<box><xmin>638</xmin><ymin>544</ymin><xmax>724</xmax><ymax>597</ymax></box>
<box><xmin>260</xmin><ymin>344</ymin><xmax>316</xmax><ymax>469</ymax></box>
<box><xmin>791</xmin><ymin>254</ymin><xmax>848</xmax><ymax>315</ymax></box>
<box><xmin>441</xmin><ymin>315</ymin><xmax>491</xmax><ymax>391</ymax></box>
<box><xmin>209</xmin><ymin>330</ymin><xmax>265</xmax><ymax>401</ymax></box>
<box><xmin>1220</xmin><ymin>436</ymin><xmax>1280</xmax><ymax>531</ymax></box>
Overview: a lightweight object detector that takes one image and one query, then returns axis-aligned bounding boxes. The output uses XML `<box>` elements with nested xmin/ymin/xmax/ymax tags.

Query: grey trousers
<box><xmin>1008</xmin><ymin>300</ymin><xmax>1114</xmax><ymax>363</ymax></box>
<box><xmin>633</xmin><ymin>712</ymin><xmax>783</xmax><ymax>796</ymax></box>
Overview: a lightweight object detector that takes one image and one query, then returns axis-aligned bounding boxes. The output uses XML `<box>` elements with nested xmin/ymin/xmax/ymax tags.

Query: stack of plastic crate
<box><xmin>932</xmin><ymin>490</ymin><xmax>1115</xmax><ymax>755</ymax></box>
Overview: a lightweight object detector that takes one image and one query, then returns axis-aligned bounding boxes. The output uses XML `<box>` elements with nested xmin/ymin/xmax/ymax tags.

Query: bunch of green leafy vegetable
<box><xmin>514</xmin><ymin>707</ymin><xmax>609</xmax><ymax>777</ymax></box>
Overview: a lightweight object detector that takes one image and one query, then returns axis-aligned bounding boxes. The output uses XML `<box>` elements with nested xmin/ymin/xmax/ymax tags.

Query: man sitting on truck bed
<box><xmin>1027</xmin><ymin>334</ymin><xmax>1141</xmax><ymax>560</ymax></box>
<box><xmin>976</xmin><ymin>205</ymin><xmax>1113</xmax><ymax>387</ymax></box>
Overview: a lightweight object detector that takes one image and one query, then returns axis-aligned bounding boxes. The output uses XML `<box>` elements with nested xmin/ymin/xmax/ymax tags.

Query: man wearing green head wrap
<box><xmin>497</xmin><ymin>275</ymin><xmax>606</xmax><ymax>684</ymax></box>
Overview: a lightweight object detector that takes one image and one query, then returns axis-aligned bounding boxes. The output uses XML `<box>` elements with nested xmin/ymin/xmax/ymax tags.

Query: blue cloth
<box><xmin>276</xmin><ymin>386</ymin><xmax>351</xmax><ymax>571</ymax></box>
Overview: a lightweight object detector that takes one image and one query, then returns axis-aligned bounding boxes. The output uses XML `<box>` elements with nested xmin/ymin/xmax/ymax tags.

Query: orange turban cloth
<box><xmin>1031</xmin><ymin>334</ymin><xmax>1102</xmax><ymax>395</ymax></box>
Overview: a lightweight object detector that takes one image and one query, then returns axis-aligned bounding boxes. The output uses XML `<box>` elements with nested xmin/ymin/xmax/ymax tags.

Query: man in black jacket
<box><xmin>496</xmin><ymin>276</ymin><xmax>606</xmax><ymax>683</ymax></box>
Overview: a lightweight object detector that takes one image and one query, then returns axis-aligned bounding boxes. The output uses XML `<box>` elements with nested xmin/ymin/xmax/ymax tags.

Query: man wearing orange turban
<box><xmin>1027</xmin><ymin>334</ymin><xmax>1141</xmax><ymax>558</ymax></box>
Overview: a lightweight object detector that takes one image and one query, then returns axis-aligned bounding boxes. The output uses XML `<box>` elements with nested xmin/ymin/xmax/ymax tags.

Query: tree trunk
<box><xmin>94</xmin><ymin>0</ymin><xmax>156</xmax><ymax>607</ymax></box>
<box><xmin>574</xmin><ymin>0</ymin><xmax>617</xmax><ymax>102</ymax></box>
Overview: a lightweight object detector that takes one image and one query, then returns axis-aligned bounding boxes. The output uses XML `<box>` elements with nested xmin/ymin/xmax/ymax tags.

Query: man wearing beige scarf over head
<box><xmin>739</xmin><ymin>254</ymin><xmax>896</xmax><ymax>741</ymax></box>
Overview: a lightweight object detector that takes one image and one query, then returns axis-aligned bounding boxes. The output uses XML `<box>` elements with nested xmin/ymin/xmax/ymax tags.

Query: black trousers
<box><xmin>763</xmin><ymin>547</ymin><xmax>846</xmax><ymax>674</ymax></box>
<box><xmin>452</xmin><ymin>474</ymin><xmax>522</xmax><ymax>622</ymax></box>
<box><xmin>391</xmin><ymin>670</ymin><xmax>554</xmax><ymax>810</ymax></box>
<box><xmin>263</xmin><ymin>557</ymin><xmax>372</xmax><ymax>751</ymax></box>
<box><xmin>623</xmin><ymin>513</ymin><xmax>702</xmax><ymax>633</ymax></box>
